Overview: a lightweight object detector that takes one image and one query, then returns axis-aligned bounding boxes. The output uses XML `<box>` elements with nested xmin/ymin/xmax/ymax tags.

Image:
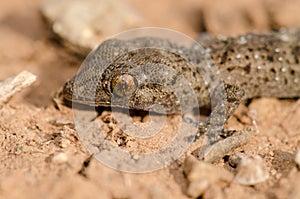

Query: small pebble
<box><xmin>60</xmin><ymin>139</ymin><xmax>70</xmax><ymax>148</ymax></box>
<box><xmin>52</xmin><ymin>119</ymin><xmax>73</xmax><ymax>126</ymax></box>
<box><xmin>132</xmin><ymin>154</ymin><xmax>139</xmax><ymax>161</ymax></box>
<box><xmin>234</xmin><ymin>155</ymin><xmax>269</xmax><ymax>185</ymax></box>
<box><xmin>52</xmin><ymin>152</ymin><xmax>68</xmax><ymax>164</ymax></box>
<box><xmin>183</xmin><ymin>155</ymin><xmax>233</xmax><ymax>197</ymax></box>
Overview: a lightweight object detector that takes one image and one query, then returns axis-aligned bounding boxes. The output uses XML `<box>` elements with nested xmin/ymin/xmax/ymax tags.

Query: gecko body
<box><xmin>63</xmin><ymin>29</ymin><xmax>300</xmax><ymax>113</ymax></box>
<box><xmin>62</xmin><ymin>28</ymin><xmax>300</xmax><ymax>160</ymax></box>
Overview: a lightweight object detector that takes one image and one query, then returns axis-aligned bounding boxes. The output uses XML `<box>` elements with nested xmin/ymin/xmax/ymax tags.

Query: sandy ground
<box><xmin>1</xmin><ymin>0</ymin><xmax>300</xmax><ymax>198</ymax></box>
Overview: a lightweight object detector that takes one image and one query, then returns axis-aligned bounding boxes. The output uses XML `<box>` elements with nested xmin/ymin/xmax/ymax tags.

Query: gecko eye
<box><xmin>111</xmin><ymin>74</ymin><xmax>138</xmax><ymax>97</ymax></box>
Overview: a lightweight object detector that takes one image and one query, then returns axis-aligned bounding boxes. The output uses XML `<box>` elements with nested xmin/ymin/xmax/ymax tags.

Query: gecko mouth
<box><xmin>62</xmin><ymin>78</ymin><xmax>112</xmax><ymax>107</ymax></box>
<box><xmin>62</xmin><ymin>90</ymin><xmax>111</xmax><ymax>107</ymax></box>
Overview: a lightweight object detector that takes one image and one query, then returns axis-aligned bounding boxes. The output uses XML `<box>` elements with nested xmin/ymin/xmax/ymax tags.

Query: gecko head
<box><xmin>63</xmin><ymin>38</ymin><xmax>202</xmax><ymax>114</ymax></box>
<box><xmin>95</xmin><ymin>48</ymin><xmax>187</xmax><ymax>113</ymax></box>
<box><xmin>62</xmin><ymin>72</ymin><xmax>139</xmax><ymax>107</ymax></box>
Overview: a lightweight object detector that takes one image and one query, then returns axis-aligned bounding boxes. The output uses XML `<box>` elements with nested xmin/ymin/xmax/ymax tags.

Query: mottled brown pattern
<box><xmin>63</xmin><ymin>28</ymin><xmax>300</xmax><ymax>113</ymax></box>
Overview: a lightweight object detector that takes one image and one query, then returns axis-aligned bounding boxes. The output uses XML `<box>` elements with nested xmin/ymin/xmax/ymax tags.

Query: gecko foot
<box><xmin>193</xmin><ymin>130</ymin><xmax>250</xmax><ymax>163</ymax></box>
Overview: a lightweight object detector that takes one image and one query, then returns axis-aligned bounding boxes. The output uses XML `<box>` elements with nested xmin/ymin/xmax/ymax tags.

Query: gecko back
<box><xmin>199</xmin><ymin>28</ymin><xmax>300</xmax><ymax>98</ymax></box>
<box><xmin>63</xmin><ymin>29</ymin><xmax>300</xmax><ymax>114</ymax></box>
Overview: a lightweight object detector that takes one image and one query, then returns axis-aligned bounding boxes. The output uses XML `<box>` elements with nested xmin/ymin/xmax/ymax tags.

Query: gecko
<box><xmin>62</xmin><ymin>28</ymin><xmax>300</xmax><ymax>162</ymax></box>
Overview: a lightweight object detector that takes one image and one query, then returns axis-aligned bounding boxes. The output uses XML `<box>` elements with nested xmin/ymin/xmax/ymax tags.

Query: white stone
<box><xmin>235</xmin><ymin>155</ymin><xmax>269</xmax><ymax>185</ymax></box>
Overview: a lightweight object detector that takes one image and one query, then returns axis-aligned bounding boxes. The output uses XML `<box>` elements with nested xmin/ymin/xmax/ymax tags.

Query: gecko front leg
<box><xmin>194</xmin><ymin>83</ymin><xmax>251</xmax><ymax>162</ymax></box>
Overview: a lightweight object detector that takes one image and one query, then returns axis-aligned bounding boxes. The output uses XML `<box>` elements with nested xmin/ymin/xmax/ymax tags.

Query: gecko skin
<box><xmin>62</xmin><ymin>28</ymin><xmax>300</xmax><ymax>160</ymax></box>
<box><xmin>63</xmin><ymin>28</ymin><xmax>300</xmax><ymax>114</ymax></box>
